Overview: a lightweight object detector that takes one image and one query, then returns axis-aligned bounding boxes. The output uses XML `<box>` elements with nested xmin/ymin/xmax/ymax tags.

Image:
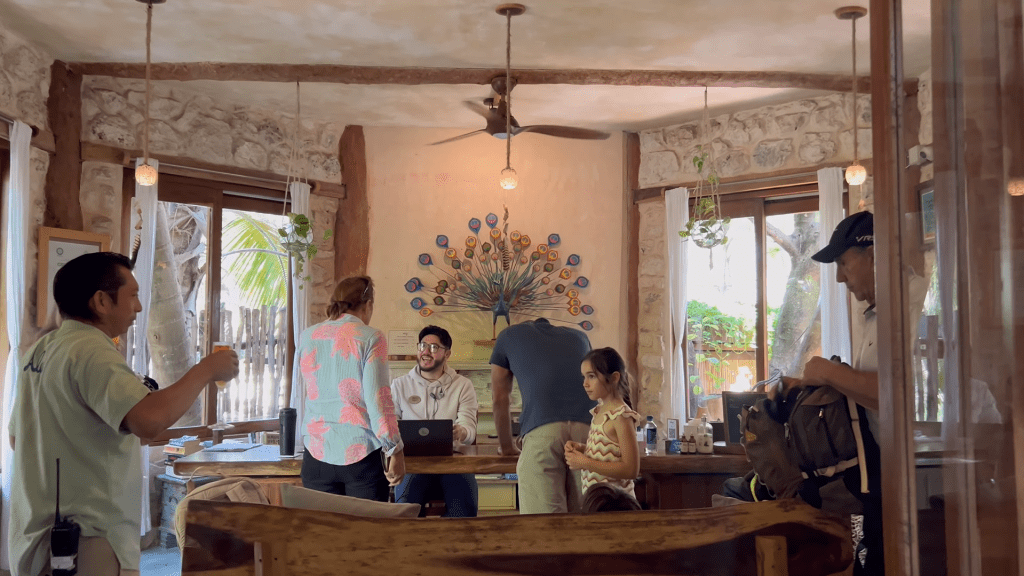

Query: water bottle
<box><xmin>644</xmin><ymin>416</ymin><xmax>658</xmax><ymax>456</ymax></box>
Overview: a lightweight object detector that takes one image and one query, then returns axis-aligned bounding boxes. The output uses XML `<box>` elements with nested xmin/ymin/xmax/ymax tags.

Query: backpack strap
<box><xmin>802</xmin><ymin>456</ymin><xmax>860</xmax><ymax>479</ymax></box>
<box><xmin>847</xmin><ymin>396</ymin><xmax>869</xmax><ymax>493</ymax></box>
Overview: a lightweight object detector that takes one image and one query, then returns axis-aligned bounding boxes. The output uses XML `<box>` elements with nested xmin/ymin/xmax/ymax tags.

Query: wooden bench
<box><xmin>181</xmin><ymin>498</ymin><xmax>853</xmax><ymax>575</ymax></box>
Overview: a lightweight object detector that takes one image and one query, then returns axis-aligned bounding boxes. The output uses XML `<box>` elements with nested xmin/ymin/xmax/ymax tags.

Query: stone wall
<box><xmin>81</xmin><ymin>77</ymin><xmax>343</xmax><ymax>183</ymax></box>
<box><xmin>0</xmin><ymin>22</ymin><xmax>50</xmax><ymax>130</ymax></box>
<box><xmin>637</xmin><ymin>201</ymin><xmax>668</xmax><ymax>423</ymax></box>
<box><xmin>639</xmin><ymin>93</ymin><xmax>872</xmax><ymax>188</ymax></box>
<box><xmin>78</xmin><ymin>77</ymin><xmax>343</xmax><ymax>316</ymax></box>
<box><xmin>307</xmin><ymin>193</ymin><xmax>340</xmax><ymax>325</ymax></box>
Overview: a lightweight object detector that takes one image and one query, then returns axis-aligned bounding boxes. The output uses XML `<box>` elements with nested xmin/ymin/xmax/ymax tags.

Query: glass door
<box><xmin>882</xmin><ymin>0</ymin><xmax>1024</xmax><ymax>572</ymax></box>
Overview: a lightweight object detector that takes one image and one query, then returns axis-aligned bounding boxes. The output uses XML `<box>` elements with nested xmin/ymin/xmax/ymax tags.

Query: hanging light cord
<box><xmin>505</xmin><ymin>9</ymin><xmax>512</xmax><ymax>170</ymax></box>
<box><xmin>143</xmin><ymin>1</ymin><xmax>153</xmax><ymax>165</ymax></box>
<box><xmin>851</xmin><ymin>17</ymin><xmax>858</xmax><ymax>164</ymax></box>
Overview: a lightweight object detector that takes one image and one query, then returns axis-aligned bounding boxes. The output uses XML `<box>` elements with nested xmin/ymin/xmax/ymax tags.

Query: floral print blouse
<box><xmin>297</xmin><ymin>314</ymin><xmax>403</xmax><ymax>465</ymax></box>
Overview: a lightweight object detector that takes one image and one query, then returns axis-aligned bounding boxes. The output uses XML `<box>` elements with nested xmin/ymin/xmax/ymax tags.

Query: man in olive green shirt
<box><xmin>8</xmin><ymin>252</ymin><xmax>238</xmax><ymax>576</ymax></box>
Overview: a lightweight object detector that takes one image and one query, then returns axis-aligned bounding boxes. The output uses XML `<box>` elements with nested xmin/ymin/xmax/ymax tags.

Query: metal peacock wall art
<box><xmin>405</xmin><ymin>207</ymin><xmax>595</xmax><ymax>339</ymax></box>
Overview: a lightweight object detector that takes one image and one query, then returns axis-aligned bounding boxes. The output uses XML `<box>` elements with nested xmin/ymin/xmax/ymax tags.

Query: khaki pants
<box><xmin>516</xmin><ymin>420</ymin><xmax>590</xmax><ymax>514</ymax></box>
<box><xmin>42</xmin><ymin>537</ymin><xmax>139</xmax><ymax>576</ymax></box>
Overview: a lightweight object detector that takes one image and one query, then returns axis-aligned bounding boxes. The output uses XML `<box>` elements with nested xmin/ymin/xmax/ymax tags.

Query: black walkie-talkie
<box><xmin>50</xmin><ymin>458</ymin><xmax>80</xmax><ymax>576</ymax></box>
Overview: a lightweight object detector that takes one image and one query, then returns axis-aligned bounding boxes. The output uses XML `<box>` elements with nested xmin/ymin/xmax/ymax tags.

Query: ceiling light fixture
<box><xmin>134</xmin><ymin>0</ymin><xmax>165</xmax><ymax>186</ymax></box>
<box><xmin>836</xmin><ymin>6</ymin><xmax>868</xmax><ymax>186</ymax></box>
<box><xmin>496</xmin><ymin>3</ymin><xmax>525</xmax><ymax>191</ymax></box>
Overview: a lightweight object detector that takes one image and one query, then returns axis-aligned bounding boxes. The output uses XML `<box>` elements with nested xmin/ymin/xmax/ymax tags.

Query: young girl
<box><xmin>564</xmin><ymin>347</ymin><xmax>642</xmax><ymax>498</ymax></box>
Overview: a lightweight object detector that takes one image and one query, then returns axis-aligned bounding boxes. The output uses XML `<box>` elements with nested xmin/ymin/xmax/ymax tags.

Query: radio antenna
<box><xmin>55</xmin><ymin>458</ymin><xmax>61</xmax><ymax>522</ymax></box>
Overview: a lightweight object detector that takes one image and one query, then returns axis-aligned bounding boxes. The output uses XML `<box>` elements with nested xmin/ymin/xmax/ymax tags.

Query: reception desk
<box><xmin>173</xmin><ymin>444</ymin><xmax>752</xmax><ymax>509</ymax></box>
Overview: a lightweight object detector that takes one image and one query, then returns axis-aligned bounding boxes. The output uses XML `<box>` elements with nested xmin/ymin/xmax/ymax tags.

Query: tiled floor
<box><xmin>141</xmin><ymin>544</ymin><xmax>181</xmax><ymax>576</ymax></box>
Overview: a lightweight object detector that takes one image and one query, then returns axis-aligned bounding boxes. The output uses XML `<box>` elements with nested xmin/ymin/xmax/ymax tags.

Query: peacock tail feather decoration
<box><xmin>405</xmin><ymin>206</ymin><xmax>596</xmax><ymax>338</ymax></box>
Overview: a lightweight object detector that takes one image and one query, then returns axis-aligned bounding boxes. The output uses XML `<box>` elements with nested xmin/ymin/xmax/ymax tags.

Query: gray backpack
<box><xmin>741</xmin><ymin>383</ymin><xmax>868</xmax><ymax>509</ymax></box>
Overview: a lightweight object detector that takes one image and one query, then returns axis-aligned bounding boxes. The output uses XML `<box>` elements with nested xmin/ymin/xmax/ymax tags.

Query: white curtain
<box><xmin>287</xmin><ymin>182</ymin><xmax>311</xmax><ymax>450</ymax></box>
<box><xmin>665</xmin><ymin>187</ymin><xmax>690</xmax><ymax>419</ymax></box>
<box><xmin>1</xmin><ymin>121</ymin><xmax>32</xmax><ymax>570</ymax></box>
<box><xmin>131</xmin><ymin>158</ymin><xmax>159</xmax><ymax>534</ymax></box>
<box><xmin>816</xmin><ymin>167</ymin><xmax>852</xmax><ymax>361</ymax></box>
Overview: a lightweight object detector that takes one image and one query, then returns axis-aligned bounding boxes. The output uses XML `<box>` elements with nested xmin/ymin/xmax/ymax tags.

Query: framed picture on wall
<box><xmin>37</xmin><ymin>227</ymin><xmax>110</xmax><ymax>327</ymax></box>
<box><xmin>918</xmin><ymin>180</ymin><xmax>936</xmax><ymax>246</ymax></box>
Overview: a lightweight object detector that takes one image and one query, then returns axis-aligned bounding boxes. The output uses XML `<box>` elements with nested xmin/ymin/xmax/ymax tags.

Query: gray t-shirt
<box><xmin>489</xmin><ymin>318</ymin><xmax>595</xmax><ymax>436</ymax></box>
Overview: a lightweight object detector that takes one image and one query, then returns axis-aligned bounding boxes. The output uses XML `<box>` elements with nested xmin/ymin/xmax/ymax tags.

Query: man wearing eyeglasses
<box><xmin>390</xmin><ymin>325</ymin><xmax>480</xmax><ymax>516</ymax></box>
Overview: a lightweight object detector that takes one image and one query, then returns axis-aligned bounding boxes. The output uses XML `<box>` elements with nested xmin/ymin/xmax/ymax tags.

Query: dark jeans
<box><xmin>301</xmin><ymin>448</ymin><xmax>390</xmax><ymax>502</ymax></box>
<box><xmin>394</xmin><ymin>473</ymin><xmax>479</xmax><ymax>517</ymax></box>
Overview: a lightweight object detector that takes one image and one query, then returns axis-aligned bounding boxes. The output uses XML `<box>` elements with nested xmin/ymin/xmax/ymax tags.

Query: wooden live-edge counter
<box><xmin>172</xmin><ymin>444</ymin><xmax>752</xmax><ymax>509</ymax></box>
<box><xmin>172</xmin><ymin>444</ymin><xmax>753</xmax><ymax>477</ymax></box>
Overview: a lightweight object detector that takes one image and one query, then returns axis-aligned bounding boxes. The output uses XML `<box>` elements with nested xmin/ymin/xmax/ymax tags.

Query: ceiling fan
<box><xmin>429</xmin><ymin>4</ymin><xmax>611</xmax><ymax>147</ymax></box>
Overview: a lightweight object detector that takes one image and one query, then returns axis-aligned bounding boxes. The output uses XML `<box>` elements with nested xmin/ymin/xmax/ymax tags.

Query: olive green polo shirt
<box><xmin>8</xmin><ymin>320</ymin><xmax>151</xmax><ymax>575</ymax></box>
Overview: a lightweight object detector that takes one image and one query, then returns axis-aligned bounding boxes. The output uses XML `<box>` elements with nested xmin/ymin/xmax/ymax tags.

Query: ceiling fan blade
<box><xmin>462</xmin><ymin>100</ymin><xmax>492</xmax><ymax>119</ymax></box>
<box><xmin>515</xmin><ymin>125</ymin><xmax>612</xmax><ymax>140</ymax></box>
<box><xmin>428</xmin><ymin>129</ymin><xmax>489</xmax><ymax>146</ymax></box>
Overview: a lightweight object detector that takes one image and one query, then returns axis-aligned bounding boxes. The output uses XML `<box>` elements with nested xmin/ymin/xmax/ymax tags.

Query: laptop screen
<box><xmin>398</xmin><ymin>419</ymin><xmax>454</xmax><ymax>457</ymax></box>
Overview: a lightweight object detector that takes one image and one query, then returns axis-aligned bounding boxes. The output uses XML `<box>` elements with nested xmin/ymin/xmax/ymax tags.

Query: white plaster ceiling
<box><xmin>0</xmin><ymin>0</ymin><xmax>932</xmax><ymax>131</ymax></box>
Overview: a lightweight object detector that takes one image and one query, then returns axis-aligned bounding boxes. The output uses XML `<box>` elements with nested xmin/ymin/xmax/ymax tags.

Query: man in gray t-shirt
<box><xmin>490</xmin><ymin>318</ymin><xmax>595</xmax><ymax>513</ymax></box>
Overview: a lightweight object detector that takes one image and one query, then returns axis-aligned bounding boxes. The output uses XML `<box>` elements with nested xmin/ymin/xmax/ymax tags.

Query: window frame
<box><xmin>681</xmin><ymin>186</ymin><xmax>846</xmax><ymax>416</ymax></box>
<box><xmin>121</xmin><ymin>169</ymin><xmax>294</xmax><ymax>443</ymax></box>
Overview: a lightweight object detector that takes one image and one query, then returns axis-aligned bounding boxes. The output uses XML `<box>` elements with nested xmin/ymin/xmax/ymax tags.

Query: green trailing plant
<box><xmin>278</xmin><ymin>212</ymin><xmax>333</xmax><ymax>286</ymax></box>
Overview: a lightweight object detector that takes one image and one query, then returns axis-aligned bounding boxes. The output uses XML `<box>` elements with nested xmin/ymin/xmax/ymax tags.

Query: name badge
<box><xmin>408</xmin><ymin>395</ymin><xmax>422</xmax><ymax>404</ymax></box>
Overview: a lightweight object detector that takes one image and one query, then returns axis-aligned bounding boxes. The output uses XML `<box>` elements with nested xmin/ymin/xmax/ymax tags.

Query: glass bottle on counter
<box><xmin>697</xmin><ymin>415</ymin><xmax>714</xmax><ymax>454</ymax></box>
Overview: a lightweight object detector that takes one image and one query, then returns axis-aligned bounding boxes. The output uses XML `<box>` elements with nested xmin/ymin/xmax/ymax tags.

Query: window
<box><xmin>125</xmin><ymin>172</ymin><xmax>295</xmax><ymax>441</ymax></box>
<box><xmin>683</xmin><ymin>191</ymin><xmax>826</xmax><ymax>419</ymax></box>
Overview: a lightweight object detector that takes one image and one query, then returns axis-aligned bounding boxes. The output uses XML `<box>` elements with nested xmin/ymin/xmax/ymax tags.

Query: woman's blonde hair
<box><xmin>327</xmin><ymin>275</ymin><xmax>374</xmax><ymax>319</ymax></box>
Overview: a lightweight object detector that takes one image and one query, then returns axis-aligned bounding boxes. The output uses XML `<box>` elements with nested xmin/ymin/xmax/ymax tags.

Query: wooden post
<box><xmin>336</xmin><ymin>125</ymin><xmax>369</xmax><ymax>277</ymax></box>
<box><xmin>625</xmin><ymin>132</ymin><xmax>641</xmax><ymax>406</ymax></box>
<box><xmin>869</xmin><ymin>0</ymin><xmax>920</xmax><ymax>573</ymax></box>
<box><xmin>755</xmin><ymin>535</ymin><xmax>789</xmax><ymax>576</ymax></box>
<box><xmin>43</xmin><ymin>61</ymin><xmax>83</xmax><ymax>231</ymax></box>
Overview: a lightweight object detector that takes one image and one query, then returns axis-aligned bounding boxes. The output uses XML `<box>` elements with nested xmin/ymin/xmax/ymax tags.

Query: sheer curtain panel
<box><xmin>816</xmin><ymin>167</ymin><xmax>852</xmax><ymax>361</ymax></box>
<box><xmin>1</xmin><ymin>121</ymin><xmax>32</xmax><ymax>570</ymax></box>
<box><xmin>665</xmin><ymin>187</ymin><xmax>690</xmax><ymax>419</ymax></box>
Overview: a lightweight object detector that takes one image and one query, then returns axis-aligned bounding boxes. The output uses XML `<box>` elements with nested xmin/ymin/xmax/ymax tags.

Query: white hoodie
<box><xmin>390</xmin><ymin>365</ymin><xmax>479</xmax><ymax>446</ymax></box>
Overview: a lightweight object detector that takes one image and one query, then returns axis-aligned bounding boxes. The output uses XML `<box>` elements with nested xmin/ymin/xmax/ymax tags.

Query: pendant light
<box><xmin>134</xmin><ymin>0</ymin><xmax>164</xmax><ymax>186</ymax></box>
<box><xmin>836</xmin><ymin>6</ymin><xmax>868</xmax><ymax>186</ymax></box>
<box><xmin>496</xmin><ymin>4</ymin><xmax>525</xmax><ymax>191</ymax></box>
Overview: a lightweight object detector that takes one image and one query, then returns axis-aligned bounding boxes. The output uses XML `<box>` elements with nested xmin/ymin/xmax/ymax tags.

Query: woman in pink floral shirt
<box><xmin>297</xmin><ymin>276</ymin><xmax>405</xmax><ymax>501</ymax></box>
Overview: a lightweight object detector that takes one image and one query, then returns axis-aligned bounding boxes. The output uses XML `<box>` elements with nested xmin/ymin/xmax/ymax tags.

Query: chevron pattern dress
<box><xmin>581</xmin><ymin>403</ymin><xmax>643</xmax><ymax>496</ymax></box>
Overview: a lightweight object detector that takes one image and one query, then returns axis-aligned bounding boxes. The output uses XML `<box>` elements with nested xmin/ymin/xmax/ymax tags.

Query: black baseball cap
<box><xmin>811</xmin><ymin>211</ymin><xmax>874</xmax><ymax>263</ymax></box>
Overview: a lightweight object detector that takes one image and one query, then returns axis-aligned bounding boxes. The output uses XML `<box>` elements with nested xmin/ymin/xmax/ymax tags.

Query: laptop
<box><xmin>398</xmin><ymin>419</ymin><xmax>454</xmax><ymax>457</ymax></box>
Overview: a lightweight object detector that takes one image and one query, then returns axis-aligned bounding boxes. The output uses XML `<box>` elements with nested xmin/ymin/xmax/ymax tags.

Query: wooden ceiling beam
<box><xmin>68</xmin><ymin>62</ymin><xmax>871</xmax><ymax>92</ymax></box>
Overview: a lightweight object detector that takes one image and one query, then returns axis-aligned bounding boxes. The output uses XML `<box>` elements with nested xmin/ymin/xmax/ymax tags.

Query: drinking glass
<box><xmin>209</xmin><ymin>342</ymin><xmax>234</xmax><ymax>433</ymax></box>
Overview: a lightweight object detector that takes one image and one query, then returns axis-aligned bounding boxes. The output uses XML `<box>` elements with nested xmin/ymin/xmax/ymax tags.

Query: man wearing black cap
<box><xmin>803</xmin><ymin>210</ymin><xmax>884</xmax><ymax>575</ymax></box>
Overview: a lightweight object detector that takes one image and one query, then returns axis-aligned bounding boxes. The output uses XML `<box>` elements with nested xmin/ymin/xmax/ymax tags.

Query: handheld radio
<box><xmin>50</xmin><ymin>458</ymin><xmax>80</xmax><ymax>576</ymax></box>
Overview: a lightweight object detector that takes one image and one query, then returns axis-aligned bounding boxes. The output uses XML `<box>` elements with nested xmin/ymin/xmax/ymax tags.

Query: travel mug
<box><xmin>279</xmin><ymin>408</ymin><xmax>297</xmax><ymax>457</ymax></box>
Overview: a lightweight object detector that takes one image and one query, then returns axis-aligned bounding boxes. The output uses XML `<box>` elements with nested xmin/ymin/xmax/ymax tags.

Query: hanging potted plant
<box><xmin>679</xmin><ymin>89</ymin><xmax>730</xmax><ymax>249</ymax></box>
<box><xmin>276</xmin><ymin>83</ymin><xmax>333</xmax><ymax>286</ymax></box>
<box><xmin>278</xmin><ymin>212</ymin><xmax>332</xmax><ymax>286</ymax></box>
